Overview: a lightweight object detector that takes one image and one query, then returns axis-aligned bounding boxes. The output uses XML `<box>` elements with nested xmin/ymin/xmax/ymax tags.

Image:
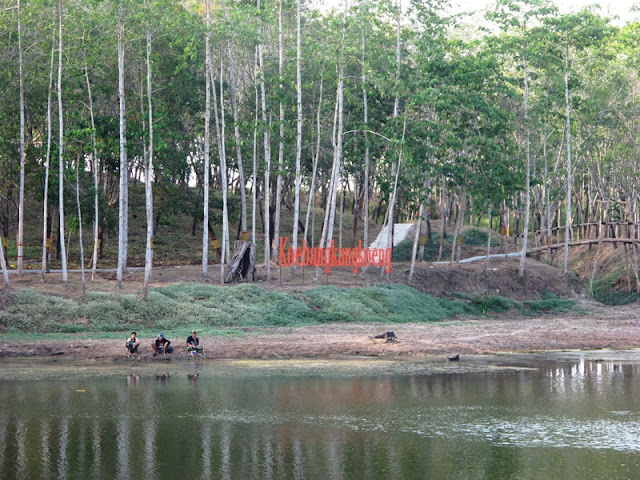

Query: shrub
<box><xmin>523</xmin><ymin>292</ymin><xmax>575</xmax><ymax>313</ymax></box>
<box><xmin>471</xmin><ymin>295</ymin><xmax>516</xmax><ymax>313</ymax></box>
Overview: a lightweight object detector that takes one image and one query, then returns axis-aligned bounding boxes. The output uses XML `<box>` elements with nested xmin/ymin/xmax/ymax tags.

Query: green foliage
<box><xmin>0</xmin><ymin>281</ymin><xmax>585</xmax><ymax>335</ymax></box>
<box><xmin>304</xmin><ymin>284</ymin><xmax>457</xmax><ymax>323</ymax></box>
<box><xmin>522</xmin><ymin>291</ymin><xmax>575</xmax><ymax>313</ymax></box>
<box><xmin>591</xmin><ymin>269</ymin><xmax>640</xmax><ymax>305</ymax></box>
<box><xmin>471</xmin><ymin>295</ymin><xmax>516</xmax><ymax>313</ymax></box>
<box><xmin>462</xmin><ymin>228</ymin><xmax>500</xmax><ymax>247</ymax></box>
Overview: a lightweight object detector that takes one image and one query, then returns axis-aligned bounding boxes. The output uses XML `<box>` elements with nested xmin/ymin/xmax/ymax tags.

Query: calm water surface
<box><xmin>0</xmin><ymin>355</ymin><xmax>638</xmax><ymax>480</ymax></box>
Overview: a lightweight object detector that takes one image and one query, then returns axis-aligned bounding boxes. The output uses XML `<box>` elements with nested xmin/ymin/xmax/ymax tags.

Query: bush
<box><xmin>471</xmin><ymin>295</ymin><xmax>516</xmax><ymax>313</ymax></box>
<box><xmin>591</xmin><ymin>269</ymin><xmax>640</xmax><ymax>305</ymax></box>
<box><xmin>522</xmin><ymin>292</ymin><xmax>575</xmax><ymax>313</ymax></box>
<box><xmin>305</xmin><ymin>283</ymin><xmax>456</xmax><ymax>323</ymax></box>
<box><xmin>462</xmin><ymin>228</ymin><xmax>500</xmax><ymax>247</ymax></box>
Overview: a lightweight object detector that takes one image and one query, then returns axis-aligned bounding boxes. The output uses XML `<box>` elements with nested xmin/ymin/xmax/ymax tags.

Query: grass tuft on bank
<box><xmin>0</xmin><ymin>283</ymin><xmax>578</xmax><ymax>335</ymax></box>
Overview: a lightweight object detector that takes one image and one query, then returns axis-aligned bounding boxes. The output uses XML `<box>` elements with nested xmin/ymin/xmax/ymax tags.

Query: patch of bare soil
<box><xmin>10</xmin><ymin>255</ymin><xmax>582</xmax><ymax>301</ymax></box>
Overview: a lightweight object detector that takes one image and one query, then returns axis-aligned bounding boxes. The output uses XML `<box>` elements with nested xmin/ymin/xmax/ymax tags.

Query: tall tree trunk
<box><xmin>326</xmin><ymin>41</ymin><xmax>346</xmax><ymax>249</ymax></box>
<box><xmin>83</xmin><ymin>38</ymin><xmax>100</xmax><ymax>282</ymax></box>
<box><xmin>258</xmin><ymin>0</ymin><xmax>271</xmax><ymax>279</ymax></box>
<box><xmin>304</xmin><ymin>77</ymin><xmax>323</xmax><ymax>246</ymax></box>
<box><xmin>116</xmin><ymin>3</ymin><xmax>127</xmax><ymax>288</ymax></box>
<box><xmin>362</xmin><ymin>29</ymin><xmax>370</xmax><ymax>248</ymax></box>
<box><xmin>315</xmin><ymin>87</ymin><xmax>340</xmax><ymax>281</ymax></box>
<box><xmin>544</xmin><ymin>125</ymin><xmax>551</xmax><ymax>259</ymax></box>
<box><xmin>143</xmin><ymin>1</ymin><xmax>154</xmax><ymax>298</ymax></box>
<box><xmin>218</xmin><ymin>61</ymin><xmax>230</xmax><ymax>280</ymax></box>
<box><xmin>227</xmin><ymin>42</ymin><xmax>247</xmax><ymax>241</ymax></box>
<box><xmin>450</xmin><ymin>192</ymin><xmax>467</xmax><ymax>265</ymax></box>
<box><xmin>382</xmin><ymin>115</ymin><xmax>406</xmax><ymax>277</ymax></box>
<box><xmin>292</xmin><ymin>0</ymin><xmax>302</xmax><ymax>271</ymax></box>
<box><xmin>75</xmin><ymin>159</ymin><xmax>86</xmax><ymax>297</ymax></box>
<box><xmin>0</xmin><ymin>225</ymin><xmax>8</xmax><ymax>287</ymax></box>
<box><xmin>58</xmin><ymin>0</ymin><xmax>68</xmax><ymax>285</ymax></box>
<box><xmin>485</xmin><ymin>205</ymin><xmax>492</xmax><ymax>272</ymax></box>
<box><xmin>42</xmin><ymin>32</ymin><xmax>56</xmax><ymax>282</ymax></box>
<box><xmin>252</xmin><ymin>48</ymin><xmax>258</xmax><ymax>245</ymax></box>
<box><xmin>272</xmin><ymin>0</ymin><xmax>285</xmax><ymax>263</ymax></box>
<box><xmin>563</xmin><ymin>48</ymin><xmax>572</xmax><ymax>275</ymax></box>
<box><xmin>202</xmin><ymin>0</ymin><xmax>211</xmax><ymax>280</ymax></box>
<box><xmin>409</xmin><ymin>188</ymin><xmax>425</xmax><ymax>284</ymax></box>
<box><xmin>519</xmin><ymin>53</ymin><xmax>531</xmax><ymax>277</ymax></box>
<box><xmin>17</xmin><ymin>0</ymin><xmax>25</xmax><ymax>277</ymax></box>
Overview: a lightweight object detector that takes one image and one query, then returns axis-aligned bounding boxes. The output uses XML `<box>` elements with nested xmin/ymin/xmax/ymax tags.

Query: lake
<box><xmin>0</xmin><ymin>353</ymin><xmax>638</xmax><ymax>479</ymax></box>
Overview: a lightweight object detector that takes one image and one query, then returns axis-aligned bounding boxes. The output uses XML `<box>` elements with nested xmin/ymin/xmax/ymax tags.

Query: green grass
<box><xmin>591</xmin><ymin>268</ymin><xmax>640</xmax><ymax>305</ymax></box>
<box><xmin>0</xmin><ymin>282</ymin><xmax>582</xmax><ymax>337</ymax></box>
<box><xmin>522</xmin><ymin>292</ymin><xmax>576</xmax><ymax>313</ymax></box>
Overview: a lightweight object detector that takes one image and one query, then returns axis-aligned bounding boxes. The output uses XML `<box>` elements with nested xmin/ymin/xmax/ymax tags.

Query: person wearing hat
<box><xmin>152</xmin><ymin>333</ymin><xmax>174</xmax><ymax>356</ymax></box>
<box><xmin>186</xmin><ymin>330</ymin><xmax>203</xmax><ymax>352</ymax></box>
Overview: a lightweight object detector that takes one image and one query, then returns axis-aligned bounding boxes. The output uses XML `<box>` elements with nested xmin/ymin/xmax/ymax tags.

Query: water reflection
<box><xmin>0</xmin><ymin>359</ymin><xmax>638</xmax><ymax>479</ymax></box>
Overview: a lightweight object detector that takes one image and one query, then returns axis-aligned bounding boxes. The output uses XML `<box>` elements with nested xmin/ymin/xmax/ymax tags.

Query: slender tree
<box><xmin>116</xmin><ymin>2</ymin><xmax>127</xmax><ymax>288</ymax></box>
<box><xmin>258</xmin><ymin>0</ymin><xmax>271</xmax><ymax>279</ymax></box>
<box><xmin>57</xmin><ymin>0</ymin><xmax>68</xmax><ymax>285</ymax></box>
<box><xmin>203</xmin><ymin>0</ymin><xmax>212</xmax><ymax>281</ymax></box>
<box><xmin>75</xmin><ymin>159</ymin><xmax>86</xmax><ymax>297</ymax></box>
<box><xmin>17</xmin><ymin>0</ymin><xmax>25</xmax><ymax>277</ymax></box>
<box><xmin>42</xmin><ymin>32</ymin><xmax>56</xmax><ymax>282</ymax></box>
<box><xmin>292</xmin><ymin>0</ymin><xmax>302</xmax><ymax>271</ymax></box>
<box><xmin>143</xmin><ymin>0</ymin><xmax>154</xmax><ymax>298</ymax></box>
<box><xmin>82</xmin><ymin>36</ymin><xmax>100</xmax><ymax>281</ymax></box>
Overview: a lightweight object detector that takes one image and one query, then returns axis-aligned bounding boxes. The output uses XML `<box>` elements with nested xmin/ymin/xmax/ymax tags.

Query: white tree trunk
<box><xmin>544</xmin><ymin>125</ymin><xmax>551</xmax><ymax>259</ymax></box>
<box><xmin>218</xmin><ymin>61</ymin><xmax>230</xmax><ymax>281</ymax></box>
<box><xmin>272</xmin><ymin>0</ymin><xmax>284</xmax><ymax>263</ymax></box>
<box><xmin>252</xmin><ymin>48</ymin><xmax>258</xmax><ymax>245</ymax></box>
<box><xmin>0</xmin><ymin>228</ymin><xmax>9</xmax><ymax>287</ymax></box>
<box><xmin>83</xmin><ymin>40</ymin><xmax>99</xmax><ymax>282</ymax></box>
<box><xmin>519</xmin><ymin>55</ymin><xmax>531</xmax><ymax>277</ymax></box>
<box><xmin>143</xmin><ymin>2</ymin><xmax>154</xmax><ymax>298</ymax></box>
<box><xmin>58</xmin><ymin>0</ymin><xmax>68</xmax><ymax>285</ymax></box>
<box><xmin>304</xmin><ymin>77</ymin><xmax>323</xmax><ymax>245</ymax></box>
<box><xmin>42</xmin><ymin>33</ymin><xmax>56</xmax><ymax>282</ymax></box>
<box><xmin>316</xmin><ymin>86</ymin><xmax>340</xmax><ymax>264</ymax></box>
<box><xmin>292</xmin><ymin>0</ymin><xmax>302</xmax><ymax>271</ymax></box>
<box><xmin>326</xmin><ymin>61</ymin><xmax>345</xmax><ymax>249</ymax></box>
<box><xmin>258</xmin><ymin>0</ymin><xmax>271</xmax><ymax>279</ymax></box>
<box><xmin>116</xmin><ymin>3</ymin><xmax>127</xmax><ymax>288</ymax></box>
<box><xmin>17</xmin><ymin>0</ymin><xmax>25</xmax><ymax>277</ymax></box>
<box><xmin>409</xmin><ymin>203</ymin><xmax>424</xmax><ymax>283</ymax></box>
<box><xmin>227</xmin><ymin>42</ymin><xmax>247</xmax><ymax>240</ymax></box>
<box><xmin>362</xmin><ymin>29</ymin><xmax>370</xmax><ymax>248</ymax></box>
<box><xmin>382</xmin><ymin>115</ymin><xmax>406</xmax><ymax>277</ymax></box>
<box><xmin>485</xmin><ymin>205</ymin><xmax>492</xmax><ymax>271</ymax></box>
<box><xmin>75</xmin><ymin>160</ymin><xmax>86</xmax><ymax>297</ymax></box>
<box><xmin>202</xmin><ymin>0</ymin><xmax>211</xmax><ymax>280</ymax></box>
<box><xmin>563</xmin><ymin>49</ymin><xmax>572</xmax><ymax>275</ymax></box>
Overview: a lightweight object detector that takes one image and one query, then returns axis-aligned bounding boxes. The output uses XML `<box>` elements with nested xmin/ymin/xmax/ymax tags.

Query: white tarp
<box><xmin>369</xmin><ymin>223</ymin><xmax>415</xmax><ymax>249</ymax></box>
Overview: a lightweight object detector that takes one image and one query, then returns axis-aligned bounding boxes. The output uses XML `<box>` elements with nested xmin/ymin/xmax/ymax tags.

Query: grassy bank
<box><xmin>0</xmin><ymin>283</ymin><xmax>579</xmax><ymax>337</ymax></box>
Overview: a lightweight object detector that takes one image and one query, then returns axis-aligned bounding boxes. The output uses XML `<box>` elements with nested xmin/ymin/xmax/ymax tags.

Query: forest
<box><xmin>1</xmin><ymin>0</ymin><xmax>639</xmax><ymax>295</ymax></box>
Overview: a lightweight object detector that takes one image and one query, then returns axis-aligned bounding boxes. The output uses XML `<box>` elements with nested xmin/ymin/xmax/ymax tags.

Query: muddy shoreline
<box><xmin>1</xmin><ymin>304</ymin><xmax>639</xmax><ymax>369</ymax></box>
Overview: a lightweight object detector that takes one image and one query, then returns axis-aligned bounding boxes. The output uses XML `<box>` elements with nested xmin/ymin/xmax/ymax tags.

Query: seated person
<box><xmin>152</xmin><ymin>333</ymin><xmax>174</xmax><ymax>355</ymax></box>
<box><xmin>125</xmin><ymin>331</ymin><xmax>140</xmax><ymax>354</ymax></box>
<box><xmin>186</xmin><ymin>330</ymin><xmax>203</xmax><ymax>352</ymax></box>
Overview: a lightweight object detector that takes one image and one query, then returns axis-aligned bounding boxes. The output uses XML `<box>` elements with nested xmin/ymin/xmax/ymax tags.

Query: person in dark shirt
<box><xmin>186</xmin><ymin>330</ymin><xmax>203</xmax><ymax>352</ymax></box>
<box><xmin>152</xmin><ymin>333</ymin><xmax>174</xmax><ymax>355</ymax></box>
